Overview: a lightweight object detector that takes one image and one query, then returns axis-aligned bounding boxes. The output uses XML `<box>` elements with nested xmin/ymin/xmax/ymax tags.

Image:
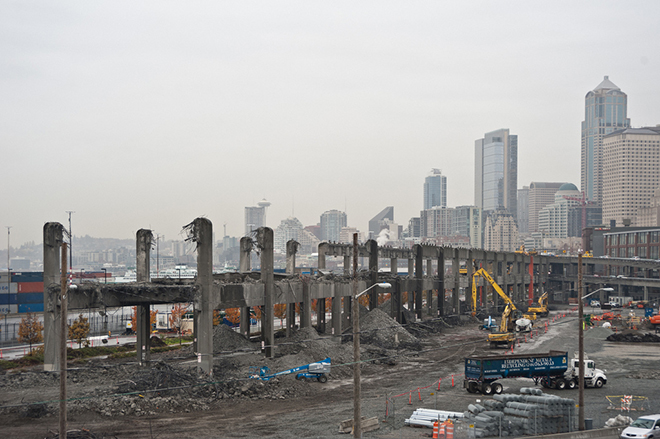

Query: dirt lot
<box><xmin>1</xmin><ymin>306</ymin><xmax>659</xmax><ymax>438</ymax></box>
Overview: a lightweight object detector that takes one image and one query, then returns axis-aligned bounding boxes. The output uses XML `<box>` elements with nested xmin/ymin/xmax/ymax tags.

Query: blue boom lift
<box><xmin>251</xmin><ymin>357</ymin><xmax>331</xmax><ymax>383</ymax></box>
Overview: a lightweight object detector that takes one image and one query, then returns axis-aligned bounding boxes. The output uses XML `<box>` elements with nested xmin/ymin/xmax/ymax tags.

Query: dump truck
<box><xmin>464</xmin><ymin>351</ymin><xmax>607</xmax><ymax>395</ymax></box>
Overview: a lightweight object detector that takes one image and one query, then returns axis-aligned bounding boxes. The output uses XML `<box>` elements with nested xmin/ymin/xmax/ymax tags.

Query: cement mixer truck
<box><xmin>464</xmin><ymin>351</ymin><xmax>607</xmax><ymax>395</ymax></box>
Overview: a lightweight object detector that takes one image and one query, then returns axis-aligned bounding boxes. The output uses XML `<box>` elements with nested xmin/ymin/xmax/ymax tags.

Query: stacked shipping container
<box><xmin>0</xmin><ymin>272</ymin><xmax>44</xmax><ymax>314</ymax></box>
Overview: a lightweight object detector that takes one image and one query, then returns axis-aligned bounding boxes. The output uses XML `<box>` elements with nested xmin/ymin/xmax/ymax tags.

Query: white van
<box><xmin>621</xmin><ymin>414</ymin><xmax>660</xmax><ymax>439</ymax></box>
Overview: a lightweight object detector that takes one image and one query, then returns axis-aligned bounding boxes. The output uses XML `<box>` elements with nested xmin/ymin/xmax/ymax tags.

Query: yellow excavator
<box><xmin>471</xmin><ymin>268</ymin><xmax>531</xmax><ymax>348</ymax></box>
<box><xmin>527</xmin><ymin>291</ymin><xmax>549</xmax><ymax>317</ymax></box>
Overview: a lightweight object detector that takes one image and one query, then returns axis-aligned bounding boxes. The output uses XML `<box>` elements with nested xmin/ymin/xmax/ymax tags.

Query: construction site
<box><xmin>1</xmin><ymin>218</ymin><xmax>659</xmax><ymax>438</ymax></box>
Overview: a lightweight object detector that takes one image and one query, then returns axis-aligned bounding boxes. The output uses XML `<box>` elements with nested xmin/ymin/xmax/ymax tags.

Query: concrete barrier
<box><xmin>523</xmin><ymin>426</ymin><xmax>623</xmax><ymax>439</ymax></box>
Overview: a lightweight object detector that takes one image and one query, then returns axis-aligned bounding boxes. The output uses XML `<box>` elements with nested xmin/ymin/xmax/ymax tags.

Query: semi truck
<box><xmin>464</xmin><ymin>351</ymin><xmax>607</xmax><ymax>395</ymax></box>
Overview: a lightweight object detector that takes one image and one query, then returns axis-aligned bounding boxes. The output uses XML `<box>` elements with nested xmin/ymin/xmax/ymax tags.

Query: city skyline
<box><xmin>2</xmin><ymin>2</ymin><xmax>660</xmax><ymax>248</ymax></box>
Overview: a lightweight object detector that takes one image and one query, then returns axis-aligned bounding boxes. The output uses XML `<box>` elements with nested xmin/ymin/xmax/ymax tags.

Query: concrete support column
<box><xmin>286</xmin><ymin>240</ymin><xmax>299</xmax><ymax>337</ymax></box>
<box><xmin>43</xmin><ymin>223</ymin><xmax>64</xmax><ymax>372</ymax></box>
<box><xmin>239</xmin><ymin>237</ymin><xmax>252</xmax><ymax>272</ymax></box>
<box><xmin>136</xmin><ymin>229</ymin><xmax>152</xmax><ymax>366</ymax></box>
<box><xmin>332</xmin><ymin>285</ymin><xmax>341</xmax><ymax>339</ymax></box>
<box><xmin>367</xmin><ymin>240</ymin><xmax>379</xmax><ymax>310</ymax></box>
<box><xmin>392</xmin><ymin>277</ymin><xmax>402</xmax><ymax>323</ymax></box>
<box><xmin>437</xmin><ymin>249</ymin><xmax>444</xmax><ymax>317</ymax></box>
<box><xmin>413</xmin><ymin>245</ymin><xmax>423</xmax><ymax>319</ymax></box>
<box><xmin>344</xmin><ymin>255</ymin><xmax>351</xmax><ymax>275</ymax></box>
<box><xmin>391</xmin><ymin>257</ymin><xmax>397</xmax><ymax>274</ymax></box>
<box><xmin>257</xmin><ymin>227</ymin><xmax>275</xmax><ymax>358</ymax></box>
<box><xmin>426</xmin><ymin>259</ymin><xmax>433</xmax><ymax>316</ymax></box>
<box><xmin>286</xmin><ymin>240</ymin><xmax>298</xmax><ymax>275</ymax></box>
<box><xmin>317</xmin><ymin>298</ymin><xmax>326</xmax><ymax>333</ymax></box>
<box><xmin>318</xmin><ymin>242</ymin><xmax>328</xmax><ymax>270</ymax></box>
<box><xmin>239</xmin><ymin>237</ymin><xmax>252</xmax><ymax>338</ymax></box>
<box><xmin>407</xmin><ymin>258</ymin><xmax>414</xmax><ymax>310</ymax></box>
<box><xmin>240</xmin><ymin>306</ymin><xmax>251</xmax><ymax>338</ymax></box>
<box><xmin>190</xmin><ymin>218</ymin><xmax>214</xmax><ymax>375</ymax></box>
<box><xmin>301</xmin><ymin>278</ymin><xmax>311</xmax><ymax>328</ymax></box>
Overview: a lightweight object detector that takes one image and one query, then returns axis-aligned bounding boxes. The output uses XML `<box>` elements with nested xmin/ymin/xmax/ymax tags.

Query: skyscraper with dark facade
<box><xmin>581</xmin><ymin>76</ymin><xmax>630</xmax><ymax>205</ymax></box>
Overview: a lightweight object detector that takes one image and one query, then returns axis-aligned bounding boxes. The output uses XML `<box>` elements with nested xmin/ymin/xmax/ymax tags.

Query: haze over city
<box><xmin>2</xmin><ymin>1</ymin><xmax>660</xmax><ymax>248</ymax></box>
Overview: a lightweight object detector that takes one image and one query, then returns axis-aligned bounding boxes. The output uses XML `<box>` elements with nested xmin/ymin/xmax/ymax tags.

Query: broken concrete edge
<box><xmin>339</xmin><ymin>416</ymin><xmax>380</xmax><ymax>434</ymax></box>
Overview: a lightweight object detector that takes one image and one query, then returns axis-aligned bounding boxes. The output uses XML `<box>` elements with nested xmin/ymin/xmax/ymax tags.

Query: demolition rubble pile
<box><xmin>607</xmin><ymin>330</ymin><xmax>660</xmax><ymax>342</ymax></box>
<box><xmin>461</xmin><ymin>388</ymin><xmax>575</xmax><ymax>438</ymax></box>
<box><xmin>0</xmin><ymin>307</ymin><xmax>421</xmax><ymax>419</ymax></box>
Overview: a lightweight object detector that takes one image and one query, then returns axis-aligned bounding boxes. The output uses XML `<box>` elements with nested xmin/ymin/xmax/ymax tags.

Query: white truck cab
<box><xmin>567</xmin><ymin>355</ymin><xmax>607</xmax><ymax>388</ymax></box>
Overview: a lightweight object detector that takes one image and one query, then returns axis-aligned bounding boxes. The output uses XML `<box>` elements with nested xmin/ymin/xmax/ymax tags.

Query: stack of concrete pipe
<box><xmin>462</xmin><ymin>388</ymin><xmax>575</xmax><ymax>437</ymax></box>
<box><xmin>404</xmin><ymin>409</ymin><xmax>464</xmax><ymax>428</ymax></box>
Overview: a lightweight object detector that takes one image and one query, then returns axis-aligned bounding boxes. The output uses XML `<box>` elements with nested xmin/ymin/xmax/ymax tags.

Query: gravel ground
<box><xmin>1</xmin><ymin>306</ymin><xmax>658</xmax><ymax>438</ymax></box>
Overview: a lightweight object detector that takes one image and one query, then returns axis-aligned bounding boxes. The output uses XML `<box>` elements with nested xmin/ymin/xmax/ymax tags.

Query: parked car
<box><xmin>621</xmin><ymin>414</ymin><xmax>660</xmax><ymax>439</ymax></box>
<box><xmin>590</xmin><ymin>300</ymin><xmax>600</xmax><ymax>307</ymax></box>
<box><xmin>609</xmin><ymin>301</ymin><xmax>621</xmax><ymax>309</ymax></box>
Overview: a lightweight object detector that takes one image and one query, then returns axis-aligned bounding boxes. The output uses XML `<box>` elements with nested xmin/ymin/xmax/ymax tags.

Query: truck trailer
<box><xmin>464</xmin><ymin>351</ymin><xmax>607</xmax><ymax>395</ymax></box>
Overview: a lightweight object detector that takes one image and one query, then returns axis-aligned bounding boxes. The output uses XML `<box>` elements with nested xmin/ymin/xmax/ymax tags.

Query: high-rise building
<box><xmin>424</xmin><ymin>169</ymin><xmax>447</xmax><ymax>210</ymax></box>
<box><xmin>636</xmin><ymin>188</ymin><xmax>660</xmax><ymax>227</ymax></box>
<box><xmin>420</xmin><ymin>207</ymin><xmax>452</xmax><ymax>238</ymax></box>
<box><xmin>528</xmin><ymin>182</ymin><xmax>568</xmax><ymax>233</ymax></box>
<box><xmin>244</xmin><ymin>199</ymin><xmax>271</xmax><ymax>235</ymax></box>
<box><xmin>517</xmin><ymin>186</ymin><xmax>530</xmax><ymax>234</ymax></box>
<box><xmin>406</xmin><ymin>217</ymin><xmax>421</xmax><ymax>238</ymax></box>
<box><xmin>602</xmin><ymin>126</ymin><xmax>660</xmax><ymax>226</ymax></box>
<box><xmin>339</xmin><ymin>227</ymin><xmax>361</xmax><ymax>244</ymax></box>
<box><xmin>475</xmin><ymin>129</ymin><xmax>518</xmax><ymax>218</ymax></box>
<box><xmin>320</xmin><ymin>210</ymin><xmax>347</xmax><ymax>242</ymax></box>
<box><xmin>368</xmin><ymin>206</ymin><xmax>394</xmax><ymax>239</ymax></box>
<box><xmin>452</xmin><ymin>205</ymin><xmax>481</xmax><ymax>248</ymax></box>
<box><xmin>483</xmin><ymin>211</ymin><xmax>519</xmax><ymax>252</ymax></box>
<box><xmin>273</xmin><ymin>217</ymin><xmax>304</xmax><ymax>253</ymax></box>
<box><xmin>538</xmin><ymin>183</ymin><xmax>582</xmax><ymax>238</ymax></box>
<box><xmin>567</xmin><ymin>205</ymin><xmax>602</xmax><ymax>237</ymax></box>
<box><xmin>581</xmin><ymin>76</ymin><xmax>630</xmax><ymax>205</ymax></box>
<box><xmin>245</xmin><ymin>207</ymin><xmax>264</xmax><ymax>234</ymax></box>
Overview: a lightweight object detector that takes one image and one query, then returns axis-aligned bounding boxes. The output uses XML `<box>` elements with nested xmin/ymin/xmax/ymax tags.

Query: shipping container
<box><xmin>0</xmin><ymin>293</ymin><xmax>19</xmax><ymax>304</ymax></box>
<box><xmin>1</xmin><ymin>283</ymin><xmax>19</xmax><ymax>294</ymax></box>
<box><xmin>19</xmin><ymin>303</ymin><xmax>44</xmax><ymax>313</ymax></box>
<box><xmin>17</xmin><ymin>282</ymin><xmax>44</xmax><ymax>293</ymax></box>
<box><xmin>17</xmin><ymin>293</ymin><xmax>43</xmax><ymax>304</ymax></box>
<box><xmin>11</xmin><ymin>272</ymin><xmax>43</xmax><ymax>283</ymax></box>
<box><xmin>0</xmin><ymin>304</ymin><xmax>18</xmax><ymax>314</ymax></box>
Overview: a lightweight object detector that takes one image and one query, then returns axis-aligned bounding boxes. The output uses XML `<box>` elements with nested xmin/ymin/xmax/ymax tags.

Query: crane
<box><xmin>471</xmin><ymin>268</ymin><xmax>532</xmax><ymax>348</ymax></box>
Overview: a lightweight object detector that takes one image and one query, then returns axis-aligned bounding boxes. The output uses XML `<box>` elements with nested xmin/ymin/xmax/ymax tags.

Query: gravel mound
<box><xmin>607</xmin><ymin>331</ymin><xmax>660</xmax><ymax>342</ymax></box>
<box><xmin>360</xmin><ymin>308</ymin><xmax>417</xmax><ymax>349</ymax></box>
<box><xmin>213</xmin><ymin>323</ymin><xmax>254</xmax><ymax>353</ymax></box>
<box><xmin>584</xmin><ymin>326</ymin><xmax>613</xmax><ymax>339</ymax></box>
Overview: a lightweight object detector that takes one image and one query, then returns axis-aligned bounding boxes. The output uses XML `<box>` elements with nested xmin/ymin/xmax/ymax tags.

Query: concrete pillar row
<box><xmin>367</xmin><ymin>240</ymin><xmax>379</xmax><ymax>310</ymax></box>
<box><xmin>452</xmin><ymin>248</ymin><xmax>460</xmax><ymax>314</ymax></box>
<box><xmin>437</xmin><ymin>249</ymin><xmax>444</xmax><ymax>317</ymax></box>
<box><xmin>43</xmin><ymin>222</ymin><xmax>64</xmax><ymax>372</ymax></box>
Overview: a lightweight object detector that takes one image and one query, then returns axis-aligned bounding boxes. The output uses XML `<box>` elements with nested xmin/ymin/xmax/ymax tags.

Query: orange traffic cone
<box><xmin>432</xmin><ymin>420</ymin><xmax>439</xmax><ymax>439</ymax></box>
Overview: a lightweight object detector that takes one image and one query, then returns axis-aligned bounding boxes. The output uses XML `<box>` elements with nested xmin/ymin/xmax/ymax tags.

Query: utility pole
<box><xmin>352</xmin><ymin>233</ymin><xmax>361</xmax><ymax>438</ymax></box>
<box><xmin>60</xmin><ymin>242</ymin><xmax>68</xmax><ymax>439</ymax></box>
<box><xmin>5</xmin><ymin>226</ymin><xmax>10</xmax><ymax>341</ymax></box>
<box><xmin>578</xmin><ymin>252</ymin><xmax>584</xmax><ymax>430</ymax></box>
<box><xmin>66</xmin><ymin>211</ymin><xmax>74</xmax><ymax>272</ymax></box>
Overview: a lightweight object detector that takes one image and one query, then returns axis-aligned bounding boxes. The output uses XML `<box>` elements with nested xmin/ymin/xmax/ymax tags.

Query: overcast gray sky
<box><xmin>2</xmin><ymin>1</ymin><xmax>660</xmax><ymax>248</ymax></box>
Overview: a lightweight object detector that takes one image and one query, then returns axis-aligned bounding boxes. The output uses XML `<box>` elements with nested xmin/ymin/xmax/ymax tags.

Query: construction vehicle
<box><xmin>464</xmin><ymin>351</ymin><xmax>607</xmax><ymax>395</ymax></box>
<box><xmin>471</xmin><ymin>268</ymin><xmax>531</xmax><ymax>348</ymax></box>
<box><xmin>527</xmin><ymin>292</ymin><xmax>549</xmax><ymax>317</ymax></box>
<box><xmin>251</xmin><ymin>357</ymin><xmax>331</xmax><ymax>383</ymax></box>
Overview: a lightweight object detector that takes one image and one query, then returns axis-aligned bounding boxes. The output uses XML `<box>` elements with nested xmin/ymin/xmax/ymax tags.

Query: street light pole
<box><xmin>578</xmin><ymin>262</ymin><xmax>614</xmax><ymax>431</ymax></box>
<box><xmin>352</xmin><ymin>235</ymin><xmax>391</xmax><ymax>438</ymax></box>
<box><xmin>578</xmin><ymin>252</ymin><xmax>584</xmax><ymax>430</ymax></box>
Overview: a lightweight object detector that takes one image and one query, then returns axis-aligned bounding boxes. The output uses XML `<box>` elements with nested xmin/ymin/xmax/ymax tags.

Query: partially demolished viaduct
<box><xmin>41</xmin><ymin>217</ymin><xmax>659</xmax><ymax>375</ymax></box>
